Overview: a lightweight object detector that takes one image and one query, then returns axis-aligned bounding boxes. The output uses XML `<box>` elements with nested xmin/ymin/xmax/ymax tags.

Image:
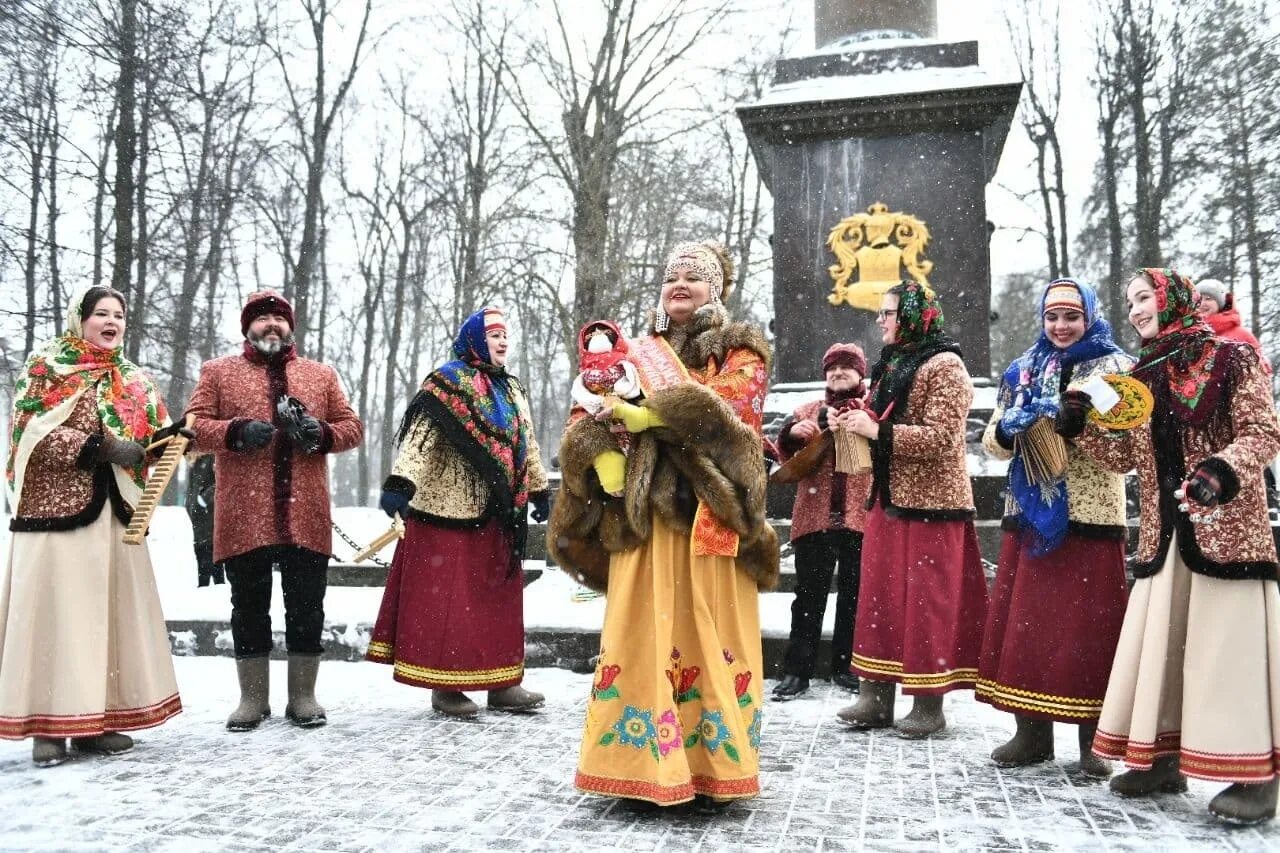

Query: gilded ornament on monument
<box><xmin>826</xmin><ymin>202</ymin><xmax>933</xmax><ymax>311</ymax></box>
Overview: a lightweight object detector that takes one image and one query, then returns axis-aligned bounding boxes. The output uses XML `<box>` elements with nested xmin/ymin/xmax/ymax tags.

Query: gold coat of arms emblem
<box><xmin>826</xmin><ymin>202</ymin><xmax>933</xmax><ymax>311</ymax></box>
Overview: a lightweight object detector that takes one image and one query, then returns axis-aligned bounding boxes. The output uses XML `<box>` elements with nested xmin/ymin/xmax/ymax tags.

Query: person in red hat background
<box><xmin>185</xmin><ymin>290</ymin><xmax>363</xmax><ymax>732</ymax></box>
<box><xmin>771</xmin><ymin>343</ymin><xmax>872</xmax><ymax>701</ymax></box>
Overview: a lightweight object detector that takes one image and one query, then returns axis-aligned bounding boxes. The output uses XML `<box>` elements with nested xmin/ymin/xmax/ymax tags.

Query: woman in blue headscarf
<box><xmin>977</xmin><ymin>278</ymin><xmax>1133</xmax><ymax>776</ymax></box>
<box><xmin>366</xmin><ymin>307</ymin><xmax>550</xmax><ymax>718</ymax></box>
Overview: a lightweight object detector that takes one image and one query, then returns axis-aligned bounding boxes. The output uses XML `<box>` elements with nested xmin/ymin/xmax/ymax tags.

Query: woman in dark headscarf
<box><xmin>835</xmin><ymin>281</ymin><xmax>988</xmax><ymax>738</ymax></box>
<box><xmin>0</xmin><ymin>285</ymin><xmax>183</xmax><ymax>767</ymax></box>
<box><xmin>1075</xmin><ymin>269</ymin><xmax>1280</xmax><ymax>824</ymax></box>
<box><xmin>978</xmin><ymin>278</ymin><xmax>1133</xmax><ymax>776</ymax></box>
<box><xmin>367</xmin><ymin>307</ymin><xmax>550</xmax><ymax>719</ymax></box>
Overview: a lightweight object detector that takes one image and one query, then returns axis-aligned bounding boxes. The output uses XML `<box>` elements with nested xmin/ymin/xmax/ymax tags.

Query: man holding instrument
<box><xmin>186</xmin><ymin>291</ymin><xmax>363</xmax><ymax>731</ymax></box>
<box><xmin>771</xmin><ymin>343</ymin><xmax>871</xmax><ymax>701</ymax></box>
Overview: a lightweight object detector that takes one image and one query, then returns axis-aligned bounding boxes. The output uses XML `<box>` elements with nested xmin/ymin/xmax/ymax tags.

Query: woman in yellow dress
<box><xmin>550</xmin><ymin>241</ymin><xmax>777</xmax><ymax>810</ymax></box>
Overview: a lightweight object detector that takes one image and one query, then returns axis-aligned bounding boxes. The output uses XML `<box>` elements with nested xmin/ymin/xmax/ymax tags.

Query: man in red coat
<box><xmin>772</xmin><ymin>343</ymin><xmax>873</xmax><ymax>701</ymax></box>
<box><xmin>187</xmin><ymin>291</ymin><xmax>363</xmax><ymax>732</ymax></box>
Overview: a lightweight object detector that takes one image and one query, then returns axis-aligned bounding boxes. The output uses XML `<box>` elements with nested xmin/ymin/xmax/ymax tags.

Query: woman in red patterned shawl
<box><xmin>550</xmin><ymin>241</ymin><xmax>778</xmax><ymax>811</ymax></box>
<box><xmin>0</xmin><ymin>285</ymin><xmax>184</xmax><ymax>767</ymax></box>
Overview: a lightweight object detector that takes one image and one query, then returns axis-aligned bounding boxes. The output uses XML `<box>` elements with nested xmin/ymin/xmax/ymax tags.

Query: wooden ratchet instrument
<box><xmin>352</xmin><ymin>514</ymin><xmax>405</xmax><ymax>564</ymax></box>
<box><xmin>123</xmin><ymin>416</ymin><xmax>192</xmax><ymax>545</ymax></box>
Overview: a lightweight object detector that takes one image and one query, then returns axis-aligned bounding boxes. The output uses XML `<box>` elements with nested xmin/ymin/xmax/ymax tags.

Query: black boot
<box><xmin>836</xmin><ymin>679</ymin><xmax>894</xmax><ymax>728</ymax></box>
<box><xmin>895</xmin><ymin>695</ymin><xmax>945</xmax><ymax>739</ymax></box>
<box><xmin>831</xmin><ymin>671</ymin><xmax>860</xmax><ymax>692</ymax></box>
<box><xmin>1077</xmin><ymin>723</ymin><xmax>1111</xmax><ymax>778</ymax></box>
<box><xmin>1109</xmin><ymin>754</ymin><xmax>1186</xmax><ymax>797</ymax></box>
<box><xmin>991</xmin><ymin>715</ymin><xmax>1054</xmax><ymax>767</ymax></box>
<box><xmin>1209</xmin><ymin>778</ymin><xmax>1280</xmax><ymax>825</ymax></box>
<box><xmin>772</xmin><ymin>674</ymin><xmax>809</xmax><ymax>701</ymax></box>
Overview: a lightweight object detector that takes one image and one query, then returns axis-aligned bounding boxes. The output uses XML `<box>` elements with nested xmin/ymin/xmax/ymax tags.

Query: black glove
<box><xmin>817</xmin><ymin>406</ymin><xmax>830</xmax><ymax>432</ymax></box>
<box><xmin>379</xmin><ymin>488</ymin><xmax>411</xmax><ymax>518</ymax></box>
<box><xmin>1185</xmin><ymin>464</ymin><xmax>1223</xmax><ymax>508</ymax></box>
<box><xmin>1054</xmin><ymin>390</ymin><xmax>1092</xmax><ymax>439</ymax></box>
<box><xmin>291</xmin><ymin>415</ymin><xmax>324</xmax><ymax>453</ymax></box>
<box><xmin>150</xmin><ymin>421</ymin><xmax>195</xmax><ymax>445</ymax></box>
<box><xmin>530</xmin><ymin>491</ymin><xmax>550</xmax><ymax>523</ymax></box>
<box><xmin>99</xmin><ymin>432</ymin><xmax>145</xmax><ymax>467</ymax></box>
<box><xmin>232</xmin><ymin>420</ymin><xmax>276</xmax><ymax>452</ymax></box>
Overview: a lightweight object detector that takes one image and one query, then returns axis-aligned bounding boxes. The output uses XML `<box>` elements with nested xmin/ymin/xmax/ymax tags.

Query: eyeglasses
<box><xmin>876</xmin><ymin>309</ymin><xmax>898</xmax><ymax>320</ymax></box>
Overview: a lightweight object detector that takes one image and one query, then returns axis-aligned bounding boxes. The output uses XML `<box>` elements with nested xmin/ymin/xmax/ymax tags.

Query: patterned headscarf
<box><xmin>396</xmin><ymin>307</ymin><xmax>531</xmax><ymax>572</ymax></box>
<box><xmin>867</xmin><ymin>281</ymin><xmax>962</xmax><ymax>420</ymax></box>
<box><xmin>655</xmin><ymin>242</ymin><xmax>728</xmax><ymax>333</ymax></box>
<box><xmin>7</xmin><ymin>284</ymin><xmax>168</xmax><ymax>505</ymax></box>
<box><xmin>1131</xmin><ymin>268</ymin><xmax>1234</xmax><ymax>427</ymax></box>
<box><xmin>998</xmin><ymin>278</ymin><xmax>1130</xmax><ymax>555</ymax></box>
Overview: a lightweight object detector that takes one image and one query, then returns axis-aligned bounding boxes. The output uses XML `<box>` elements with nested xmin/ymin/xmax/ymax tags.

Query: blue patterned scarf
<box><xmin>998</xmin><ymin>279</ymin><xmax>1128</xmax><ymax>554</ymax></box>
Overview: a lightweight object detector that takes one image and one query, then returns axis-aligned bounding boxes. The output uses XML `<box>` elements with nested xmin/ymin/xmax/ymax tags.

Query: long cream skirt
<box><xmin>0</xmin><ymin>508</ymin><xmax>181</xmax><ymax>739</ymax></box>
<box><xmin>1093</xmin><ymin>533</ymin><xmax>1280</xmax><ymax>782</ymax></box>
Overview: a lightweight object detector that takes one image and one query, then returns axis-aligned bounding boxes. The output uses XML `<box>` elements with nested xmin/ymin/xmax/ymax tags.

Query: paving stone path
<box><xmin>0</xmin><ymin>659</ymin><xmax>1275</xmax><ymax>852</ymax></box>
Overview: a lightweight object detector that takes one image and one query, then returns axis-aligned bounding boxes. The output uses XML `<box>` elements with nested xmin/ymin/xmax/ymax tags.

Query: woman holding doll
<box><xmin>1073</xmin><ymin>268</ymin><xmax>1280</xmax><ymax>825</ymax></box>
<box><xmin>977</xmin><ymin>278</ymin><xmax>1133</xmax><ymax>776</ymax></box>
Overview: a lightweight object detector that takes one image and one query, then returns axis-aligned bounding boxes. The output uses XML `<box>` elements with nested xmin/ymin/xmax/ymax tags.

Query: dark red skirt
<box><xmin>366</xmin><ymin>517</ymin><xmax>525</xmax><ymax>691</ymax></box>
<box><xmin>851</xmin><ymin>505</ymin><xmax>989</xmax><ymax>695</ymax></box>
<box><xmin>977</xmin><ymin>528</ymin><xmax>1128</xmax><ymax>721</ymax></box>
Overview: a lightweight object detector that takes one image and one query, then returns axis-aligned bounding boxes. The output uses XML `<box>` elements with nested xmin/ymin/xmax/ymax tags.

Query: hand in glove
<box><xmin>150</xmin><ymin>421</ymin><xmax>196</xmax><ymax>445</ymax></box>
<box><xmin>530</xmin><ymin>491</ymin><xmax>551</xmax><ymax>523</ymax></box>
<box><xmin>610</xmin><ymin>402</ymin><xmax>665</xmax><ymax>433</ymax></box>
<box><xmin>291</xmin><ymin>415</ymin><xmax>324</xmax><ymax>453</ymax></box>
<box><xmin>99</xmin><ymin>432</ymin><xmax>145</xmax><ymax>467</ymax></box>
<box><xmin>232</xmin><ymin>420</ymin><xmax>276</xmax><ymax>452</ymax></box>
<box><xmin>1054</xmin><ymin>390</ymin><xmax>1092</xmax><ymax>439</ymax></box>
<box><xmin>379</xmin><ymin>488</ymin><xmax>411</xmax><ymax>518</ymax></box>
<box><xmin>593</xmin><ymin>449</ymin><xmax>627</xmax><ymax>496</ymax></box>
<box><xmin>1184</xmin><ymin>464</ymin><xmax>1223</xmax><ymax>508</ymax></box>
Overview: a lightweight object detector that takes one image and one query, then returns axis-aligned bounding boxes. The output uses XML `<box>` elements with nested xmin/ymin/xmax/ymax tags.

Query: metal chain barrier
<box><xmin>330</xmin><ymin>520</ymin><xmax>391</xmax><ymax>567</ymax></box>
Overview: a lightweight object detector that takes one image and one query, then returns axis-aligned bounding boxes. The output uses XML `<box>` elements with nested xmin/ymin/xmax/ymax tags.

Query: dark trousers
<box><xmin>782</xmin><ymin>529</ymin><xmax>862</xmax><ymax>678</ymax></box>
<box><xmin>224</xmin><ymin>545</ymin><xmax>328</xmax><ymax>658</ymax></box>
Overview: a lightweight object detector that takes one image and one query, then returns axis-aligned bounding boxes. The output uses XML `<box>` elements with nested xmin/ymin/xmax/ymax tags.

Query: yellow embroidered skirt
<box><xmin>575</xmin><ymin>513</ymin><xmax>763</xmax><ymax>805</ymax></box>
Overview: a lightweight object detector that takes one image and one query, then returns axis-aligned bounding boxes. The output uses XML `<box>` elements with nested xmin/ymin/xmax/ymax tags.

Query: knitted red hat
<box><xmin>241</xmin><ymin>290</ymin><xmax>295</xmax><ymax>335</ymax></box>
<box><xmin>822</xmin><ymin>342</ymin><xmax>867</xmax><ymax>376</ymax></box>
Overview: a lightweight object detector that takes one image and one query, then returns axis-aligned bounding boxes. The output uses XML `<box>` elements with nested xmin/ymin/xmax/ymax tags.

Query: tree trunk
<box><xmin>46</xmin><ymin>91</ymin><xmax>62</xmax><ymax>333</ymax></box>
<box><xmin>380</xmin><ymin>220</ymin><xmax>411</xmax><ymax>479</ymax></box>
<box><xmin>110</xmin><ymin>0</ymin><xmax>139</xmax><ymax>299</ymax></box>
<box><xmin>23</xmin><ymin>114</ymin><xmax>44</xmax><ymax>358</ymax></box>
<box><xmin>92</xmin><ymin>102</ymin><xmax>116</xmax><ymax>290</ymax></box>
<box><xmin>127</xmin><ymin>57</ymin><xmax>153</xmax><ymax>363</ymax></box>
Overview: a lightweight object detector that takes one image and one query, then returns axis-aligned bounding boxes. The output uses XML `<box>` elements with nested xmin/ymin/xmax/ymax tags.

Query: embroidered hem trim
<box><xmin>0</xmin><ymin>693</ymin><xmax>182</xmax><ymax>739</ymax></box>
<box><xmin>389</xmin><ymin>658</ymin><xmax>524</xmax><ymax>689</ymax></box>
<box><xmin>365</xmin><ymin>641</ymin><xmax>394</xmax><ymax>663</ymax></box>
<box><xmin>1093</xmin><ymin>728</ymin><xmax>1280</xmax><ymax>782</ymax></box>
<box><xmin>851</xmin><ymin>652</ymin><xmax>977</xmax><ymax>692</ymax></box>
<box><xmin>574</xmin><ymin>770</ymin><xmax>760</xmax><ymax>805</ymax></box>
<box><xmin>974</xmin><ymin>678</ymin><xmax>1103</xmax><ymax>720</ymax></box>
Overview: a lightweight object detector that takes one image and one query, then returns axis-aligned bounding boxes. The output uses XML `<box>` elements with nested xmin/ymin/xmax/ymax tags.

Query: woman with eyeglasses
<box><xmin>1074</xmin><ymin>268</ymin><xmax>1280</xmax><ymax>824</ymax></box>
<box><xmin>834</xmin><ymin>281</ymin><xmax>988</xmax><ymax>738</ymax></box>
<box><xmin>976</xmin><ymin>278</ymin><xmax>1133</xmax><ymax>777</ymax></box>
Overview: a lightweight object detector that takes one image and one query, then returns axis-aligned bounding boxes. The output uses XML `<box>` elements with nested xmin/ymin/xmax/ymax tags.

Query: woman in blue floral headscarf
<box><xmin>366</xmin><ymin>307</ymin><xmax>550</xmax><ymax>719</ymax></box>
<box><xmin>977</xmin><ymin>278</ymin><xmax>1133</xmax><ymax>777</ymax></box>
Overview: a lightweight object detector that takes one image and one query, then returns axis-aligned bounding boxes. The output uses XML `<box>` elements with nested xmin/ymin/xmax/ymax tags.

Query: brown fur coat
<box><xmin>549</xmin><ymin>307</ymin><xmax>778</xmax><ymax>592</ymax></box>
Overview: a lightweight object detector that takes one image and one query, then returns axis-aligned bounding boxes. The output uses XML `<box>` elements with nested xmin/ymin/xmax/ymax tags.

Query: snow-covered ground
<box><xmin>1</xmin><ymin>658</ymin><xmax>1276</xmax><ymax>851</ymax></box>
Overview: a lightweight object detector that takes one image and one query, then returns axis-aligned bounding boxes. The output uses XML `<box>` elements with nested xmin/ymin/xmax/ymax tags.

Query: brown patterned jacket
<box><xmin>982</xmin><ymin>352</ymin><xmax>1132</xmax><ymax>536</ymax></box>
<box><xmin>10</xmin><ymin>393</ymin><xmax>134</xmax><ymax>530</ymax></box>
<box><xmin>870</xmin><ymin>352</ymin><xmax>974</xmax><ymax>517</ymax></box>
<box><xmin>186</xmin><ymin>346</ymin><xmax>363</xmax><ymax>563</ymax></box>
<box><xmin>778</xmin><ymin>398</ymin><xmax>872</xmax><ymax>539</ymax></box>
<box><xmin>1073</xmin><ymin>351</ymin><xmax>1280</xmax><ymax>580</ymax></box>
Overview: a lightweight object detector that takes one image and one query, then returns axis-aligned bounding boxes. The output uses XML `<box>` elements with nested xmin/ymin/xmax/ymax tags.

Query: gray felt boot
<box><xmin>71</xmin><ymin>732</ymin><xmax>134</xmax><ymax>755</ymax></box>
<box><xmin>836</xmin><ymin>679</ymin><xmax>895</xmax><ymax>729</ymax></box>
<box><xmin>284</xmin><ymin>654</ymin><xmax>327</xmax><ymax>728</ymax></box>
<box><xmin>31</xmin><ymin>737</ymin><xmax>68</xmax><ymax>767</ymax></box>
<box><xmin>991</xmin><ymin>715</ymin><xmax>1054</xmax><ymax>767</ymax></box>
<box><xmin>895</xmin><ymin>694</ymin><xmax>946</xmax><ymax>739</ymax></box>
<box><xmin>432</xmin><ymin>689</ymin><xmax>480</xmax><ymax>719</ymax></box>
<box><xmin>1209</xmin><ymin>778</ymin><xmax>1280</xmax><ymax>825</ymax></box>
<box><xmin>1109</xmin><ymin>754</ymin><xmax>1187</xmax><ymax>797</ymax></box>
<box><xmin>226</xmin><ymin>655</ymin><xmax>271</xmax><ymax>731</ymax></box>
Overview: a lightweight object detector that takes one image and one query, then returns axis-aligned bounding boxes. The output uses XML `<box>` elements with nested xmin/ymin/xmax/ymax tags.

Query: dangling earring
<box><xmin>655</xmin><ymin>302</ymin><xmax>670</xmax><ymax>333</ymax></box>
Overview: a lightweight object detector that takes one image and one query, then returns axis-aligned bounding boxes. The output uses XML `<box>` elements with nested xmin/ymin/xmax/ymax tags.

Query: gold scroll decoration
<box><xmin>826</xmin><ymin>202</ymin><xmax>933</xmax><ymax>312</ymax></box>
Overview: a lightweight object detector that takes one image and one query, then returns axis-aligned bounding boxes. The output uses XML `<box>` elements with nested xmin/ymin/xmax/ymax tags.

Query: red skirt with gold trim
<box><xmin>850</xmin><ymin>505</ymin><xmax>989</xmax><ymax>695</ymax></box>
<box><xmin>366</xmin><ymin>517</ymin><xmax>524</xmax><ymax>691</ymax></box>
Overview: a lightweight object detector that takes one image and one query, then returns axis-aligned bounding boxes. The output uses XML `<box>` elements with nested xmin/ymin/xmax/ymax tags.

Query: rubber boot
<box><xmin>432</xmin><ymin>689</ymin><xmax>480</xmax><ymax>718</ymax></box>
<box><xmin>284</xmin><ymin>654</ymin><xmax>327</xmax><ymax>728</ymax></box>
<box><xmin>1077</xmin><ymin>723</ymin><xmax>1111</xmax><ymax>778</ymax></box>
<box><xmin>991</xmin><ymin>715</ymin><xmax>1054</xmax><ymax>767</ymax></box>
<box><xmin>488</xmin><ymin>683</ymin><xmax>545</xmax><ymax>712</ymax></box>
<box><xmin>32</xmin><ymin>737</ymin><xmax>68</xmax><ymax>768</ymax></box>
<box><xmin>71</xmin><ymin>732</ymin><xmax>134</xmax><ymax>755</ymax></box>
<box><xmin>226</xmin><ymin>655</ymin><xmax>271</xmax><ymax>731</ymax></box>
<box><xmin>836</xmin><ymin>679</ymin><xmax>895</xmax><ymax>728</ymax></box>
<box><xmin>1109</xmin><ymin>754</ymin><xmax>1187</xmax><ymax>797</ymax></box>
<box><xmin>1209</xmin><ymin>777</ymin><xmax>1280</xmax><ymax>825</ymax></box>
<box><xmin>895</xmin><ymin>694</ymin><xmax>946</xmax><ymax>739</ymax></box>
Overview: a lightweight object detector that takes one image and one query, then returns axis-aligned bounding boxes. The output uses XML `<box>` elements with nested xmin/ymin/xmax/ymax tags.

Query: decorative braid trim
<box><xmin>391</xmin><ymin>659</ymin><xmax>523</xmax><ymax>690</ymax></box>
<box><xmin>851</xmin><ymin>653</ymin><xmax>977</xmax><ymax>691</ymax></box>
<box><xmin>0</xmin><ymin>693</ymin><xmax>182</xmax><ymax>739</ymax></box>
<box><xmin>574</xmin><ymin>771</ymin><xmax>759</xmax><ymax>805</ymax></box>
<box><xmin>975</xmin><ymin>678</ymin><xmax>1103</xmax><ymax>720</ymax></box>
<box><xmin>365</xmin><ymin>641</ymin><xmax>394</xmax><ymax>663</ymax></box>
<box><xmin>1093</xmin><ymin>729</ymin><xmax>1280</xmax><ymax>782</ymax></box>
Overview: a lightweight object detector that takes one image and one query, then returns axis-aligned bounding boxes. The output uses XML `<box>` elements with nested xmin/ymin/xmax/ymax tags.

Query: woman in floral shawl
<box><xmin>367</xmin><ymin>308</ymin><xmax>550</xmax><ymax>719</ymax></box>
<box><xmin>1074</xmin><ymin>269</ymin><xmax>1280</xmax><ymax>824</ymax></box>
<box><xmin>836</xmin><ymin>281</ymin><xmax>988</xmax><ymax>738</ymax></box>
<box><xmin>977</xmin><ymin>278</ymin><xmax>1133</xmax><ymax>776</ymax></box>
<box><xmin>0</xmin><ymin>285</ymin><xmax>183</xmax><ymax>767</ymax></box>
